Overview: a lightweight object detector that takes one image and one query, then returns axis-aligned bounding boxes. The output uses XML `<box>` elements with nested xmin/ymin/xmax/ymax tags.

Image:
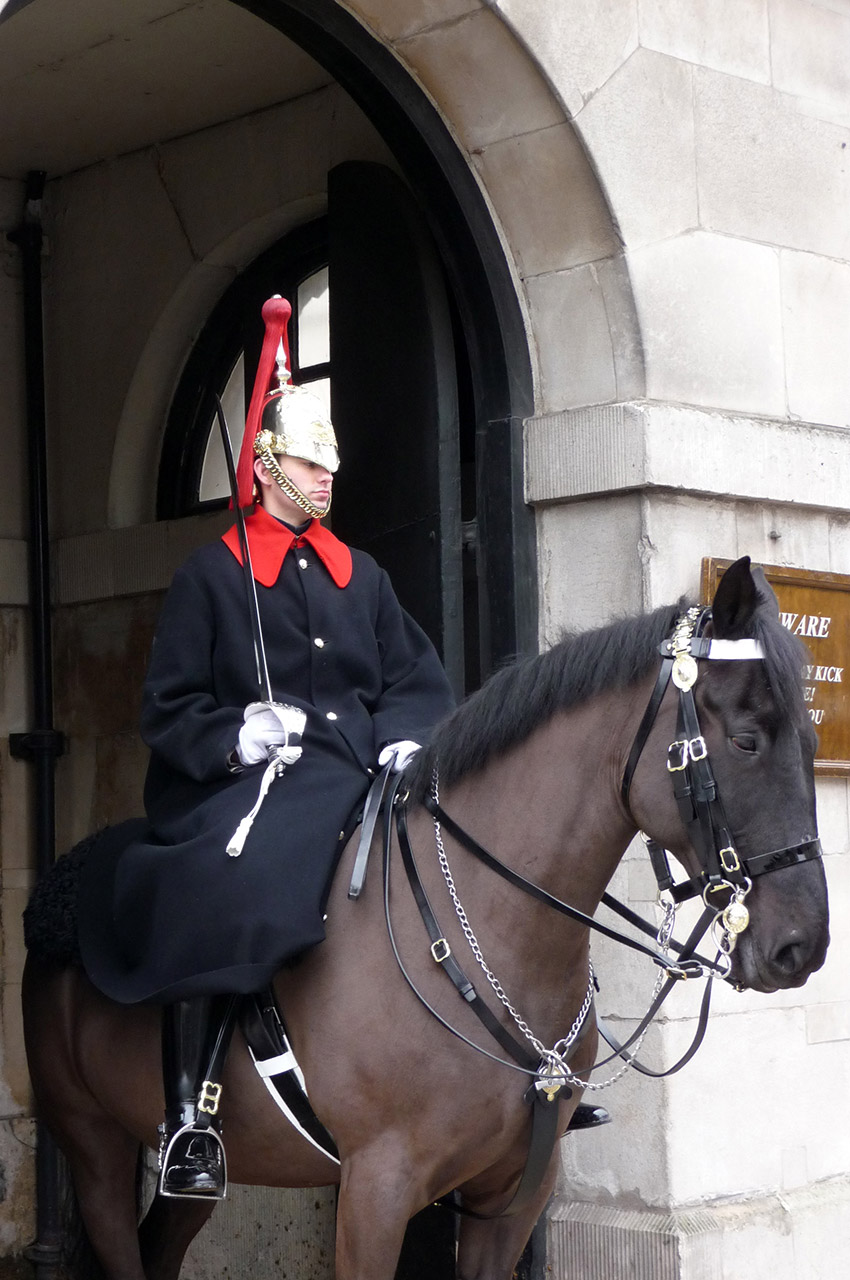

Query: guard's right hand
<box><xmin>236</xmin><ymin>706</ymin><xmax>293</xmax><ymax>766</ymax></box>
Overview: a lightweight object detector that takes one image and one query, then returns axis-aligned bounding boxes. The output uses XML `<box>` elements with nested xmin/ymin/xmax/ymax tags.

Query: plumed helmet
<box><xmin>234</xmin><ymin>295</ymin><xmax>339</xmax><ymax>514</ymax></box>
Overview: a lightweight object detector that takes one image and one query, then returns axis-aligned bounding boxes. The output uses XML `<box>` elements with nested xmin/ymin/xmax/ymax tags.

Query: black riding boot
<box><xmin>567</xmin><ymin>1102</ymin><xmax>611</xmax><ymax>1131</ymax></box>
<box><xmin>159</xmin><ymin>996</ymin><xmax>235</xmax><ymax>1199</ymax></box>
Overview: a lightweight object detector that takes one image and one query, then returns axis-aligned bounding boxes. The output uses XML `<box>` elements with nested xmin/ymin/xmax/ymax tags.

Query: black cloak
<box><xmin>78</xmin><ymin>511</ymin><xmax>455</xmax><ymax>1003</ymax></box>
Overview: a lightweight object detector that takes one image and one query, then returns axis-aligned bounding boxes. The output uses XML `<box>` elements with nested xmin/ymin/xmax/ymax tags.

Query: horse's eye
<box><xmin>731</xmin><ymin>734</ymin><xmax>757</xmax><ymax>754</ymax></box>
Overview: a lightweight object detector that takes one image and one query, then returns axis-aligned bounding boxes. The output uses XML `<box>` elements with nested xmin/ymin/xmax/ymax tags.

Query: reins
<box><xmin>423</xmin><ymin>788</ymin><xmax>721</xmax><ymax>1076</ymax></box>
<box><xmin>421</xmin><ymin>792</ymin><xmax>712</xmax><ymax>979</ymax></box>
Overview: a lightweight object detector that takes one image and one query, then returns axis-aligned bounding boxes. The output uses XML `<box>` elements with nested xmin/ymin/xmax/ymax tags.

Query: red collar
<box><xmin>221</xmin><ymin>506</ymin><xmax>352</xmax><ymax>588</ymax></box>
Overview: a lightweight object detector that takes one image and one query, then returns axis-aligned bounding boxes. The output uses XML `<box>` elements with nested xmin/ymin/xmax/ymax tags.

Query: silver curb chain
<box><xmin>431</xmin><ymin>771</ymin><xmax>592</xmax><ymax>1079</ymax></box>
<box><xmin>430</xmin><ymin>772</ymin><xmax>679</xmax><ymax>1092</ymax></box>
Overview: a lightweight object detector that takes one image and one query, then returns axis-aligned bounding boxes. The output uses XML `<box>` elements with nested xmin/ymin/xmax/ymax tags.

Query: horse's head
<box><xmin>630</xmin><ymin>557</ymin><xmax>829</xmax><ymax>993</ymax></box>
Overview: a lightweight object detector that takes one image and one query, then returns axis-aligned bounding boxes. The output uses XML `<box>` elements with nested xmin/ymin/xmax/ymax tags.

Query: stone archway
<box><xmin>338</xmin><ymin>0</ymin><xmax>644</xmax><ymax>412</ymax></box>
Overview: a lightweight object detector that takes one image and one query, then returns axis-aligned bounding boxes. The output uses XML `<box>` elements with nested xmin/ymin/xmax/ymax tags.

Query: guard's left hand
<box><xmin>378</xmin><ymin>740</ymin><xmax>421</xmax><ymax>773</ymax></box>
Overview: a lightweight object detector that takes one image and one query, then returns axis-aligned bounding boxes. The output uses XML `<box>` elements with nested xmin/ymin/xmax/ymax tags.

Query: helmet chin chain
<box><xmin>257</xmin><ymin>447</ymin><xmax>331</xmax><ymax>520</ymax></box>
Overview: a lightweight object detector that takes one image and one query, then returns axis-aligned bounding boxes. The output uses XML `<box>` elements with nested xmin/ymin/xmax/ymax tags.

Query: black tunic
<box><xmin>78</xmin><ymin>513</ymin><xmax>455</xmax><ymax>1004</ymax></box>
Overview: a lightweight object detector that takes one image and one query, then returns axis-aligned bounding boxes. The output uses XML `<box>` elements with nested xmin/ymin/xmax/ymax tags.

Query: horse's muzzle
<box><xmin>729</xmin><ymin>867</ymin><xmax>829</xmax><ymax>992</ymax></box>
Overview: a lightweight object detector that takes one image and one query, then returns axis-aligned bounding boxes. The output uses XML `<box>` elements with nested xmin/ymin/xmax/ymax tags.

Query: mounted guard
<box><xmin>76</xmin><ymin>296</ymin><xmax>456</xmax><ymax>1198</ymax></box>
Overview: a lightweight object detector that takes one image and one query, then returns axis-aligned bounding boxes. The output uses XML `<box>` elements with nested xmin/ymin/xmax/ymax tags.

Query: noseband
<box><xmin>621</xmin><ymin>605</ymin><xmax>822</xmax><ymax>955</ymax></box>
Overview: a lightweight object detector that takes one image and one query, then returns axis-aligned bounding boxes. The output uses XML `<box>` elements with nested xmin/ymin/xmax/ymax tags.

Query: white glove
<box><xmin>236</xmin><ymin>702</ymin><xmax>306</xmax><ymax>767</ymax></box>
<box><xmin>377</xmin><ymin>740</ymin><xmax>421</xmax><ymax>773</ymax></box>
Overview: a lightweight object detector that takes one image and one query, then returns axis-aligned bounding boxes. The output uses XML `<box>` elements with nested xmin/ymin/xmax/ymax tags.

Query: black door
<box><xmin>329</xmin><ymin>161</ymin><xmax>464</xmax><ymax>699</ymax></box>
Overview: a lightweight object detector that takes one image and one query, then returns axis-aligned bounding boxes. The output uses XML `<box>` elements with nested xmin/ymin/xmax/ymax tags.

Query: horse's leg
<box><xmin>61</xmin><ymin>1119</ymin><xmax>147</xmax><ymax>1280</ymax></box>
<box><xmin>138</xmin><ymin>1195</ymin><xmax>217</xmax><ymax>1280</ymax></box>
<box><xmin>23</xmin><ymin>963</ymin><xmax>147</xmax><ymax>1279</ymax></box>
<box><xmin>455</xmin><ymin>1161</ymin><xmax>559</xmax><ymax>1280</ymax></box>
<box><xmin>335</xmin><ymin>1153</ymin><xmax>420</xmax><ymax>1280</ymax></box>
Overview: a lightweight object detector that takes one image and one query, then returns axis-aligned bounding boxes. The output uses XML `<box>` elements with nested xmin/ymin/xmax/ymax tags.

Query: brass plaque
<box><xmin>701</xmin><ymin>559</ymin><xmax>850</xmax><ymax>776</ymax></box>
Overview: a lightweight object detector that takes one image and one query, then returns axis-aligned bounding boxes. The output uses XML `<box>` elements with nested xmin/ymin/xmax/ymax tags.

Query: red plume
<box><xmin>234</xmin><ymin>295</ymin><xmax>293</xmax><ymax>508</ymax></box>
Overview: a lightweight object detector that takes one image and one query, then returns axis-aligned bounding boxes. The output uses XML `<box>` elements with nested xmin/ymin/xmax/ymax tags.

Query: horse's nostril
<box><xmin>771</xmin><ymin>937</ymin><xmax>807</xmax><ymax>976</ymax></box>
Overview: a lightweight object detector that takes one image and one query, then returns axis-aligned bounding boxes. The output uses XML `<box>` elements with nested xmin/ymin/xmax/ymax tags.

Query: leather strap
<box><xmin>591</xmin><ymin>906</ymin><xmax>717</xmax><ymax>1075</ymax></box>
<box><xmin>384</xmin><ymin>779</ymin><xmax>577</xmax><ymax>1077</ymax></box>
<box><xmin>240</xmin><ymin>993</ymin><xmax>339</xmax><ymax>1161</ymax></box>
<box><xmin>596</xmin><ymin>969</ymin><xmax>714</xmax><ymax>1078</ymax></box>
<box><xmin>423</xmin><ymin>794</ymin><xmax>707</xmax><ymax>979</ymax></box>
<box><xmin>396</xmin><ymin>801</ymin><xmax>541</xmax><ymax>1072</ymax></box>
<box><xmin>444</xmin><ymin>1087</ymin><xmax>563</xmax><ymax>1220</ymax></box>
<box><xmin>348</xmin><ymin>762</ymin><xmax>393</xmax><ymax>899</ymax></box>
<box><xmin>744</xmin><ymin>838</ymin><xmax>822</xmax><ymax>878</ymax></box>
<box><xmin>391</xmin><ymin>798</ymin><xmax>573</xmax><ymax>1219</ymax></box>
<box><xmin>193</xmin><ymin>994</ymin><xmax>239</xmax><ymax>1131</ymax></box>
<box><xmin>621</xmin><ymin>657</ymin><xmax>673</xmax><ymax>807</ymax></box>
<box><xmin>598</xmin><ymin>891</ymin><xmax>716</xmax><ymax>969</ymax></box>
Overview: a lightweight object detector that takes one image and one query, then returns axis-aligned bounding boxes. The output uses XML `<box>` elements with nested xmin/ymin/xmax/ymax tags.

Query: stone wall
<box><xmin>485</xmin><ymin>1</ymin><xmax>850</xmax><ymax>1274</ymax></box>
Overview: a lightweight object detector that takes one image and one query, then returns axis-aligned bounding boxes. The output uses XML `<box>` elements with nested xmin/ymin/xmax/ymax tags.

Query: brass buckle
<box><xmin>430</xmin><ymin>938</ymin><xmax>451</xmax><ymax>964</ymax></box>
<box><xmin>688</xmin><ymin>735</ymin><xmax>708</xmax><ymax>762</ymax></box>
<box><xmin>667</xmin><ymin>741</ymin><xmax>689</xmax><ymax>772</ymax></box>
<box><xmin>198</xmin><ymin>1080</ymin><xmax>222</xmax><ymax>1116</ymax></box>
<box><xmin>719</xmin><ymin>845</ymin><xmax>741</xmax><ymax>874</ymax></box>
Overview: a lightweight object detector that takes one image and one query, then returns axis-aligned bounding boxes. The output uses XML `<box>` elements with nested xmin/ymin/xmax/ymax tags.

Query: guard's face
<box><xmin>254</xmin><ymin>453</ymin><xmax>333</xmax><ymax>522</ymax></box>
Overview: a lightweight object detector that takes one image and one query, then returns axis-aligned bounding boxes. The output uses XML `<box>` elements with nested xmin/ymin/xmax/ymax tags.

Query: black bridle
<box><xmin>389</xmin><ymin>605</ymin><xmax>824</xmax><ymax>1076</ymax></box>
<box><xmin>621</xmin><ymin>605</ymin><xmax>822</xmax><ymax>929</ymax></box>
<box><xmin>409</xmin><ymin>607</ymin><xmax>822</xmax><ymax>1008</ymax></box>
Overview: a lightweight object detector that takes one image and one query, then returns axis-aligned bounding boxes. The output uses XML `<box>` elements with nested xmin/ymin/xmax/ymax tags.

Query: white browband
<box><xmin>705</xmin><ymin>639</ymin><xmax>765</xmax><ymax>661</ymax></box>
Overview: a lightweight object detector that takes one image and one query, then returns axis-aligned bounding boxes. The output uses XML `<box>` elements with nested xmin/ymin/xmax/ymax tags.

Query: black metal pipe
<box><xmin>8</xmin><ymin>169</ymin><xmax>65</xmax><ymax>1280</ymax></box>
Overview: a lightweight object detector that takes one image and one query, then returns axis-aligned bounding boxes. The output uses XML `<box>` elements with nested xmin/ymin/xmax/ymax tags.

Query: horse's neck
<box><xmin>439</xmin><ymin>685</ymin><xmax>638</xmax><ymax>917</ymax></box>
<box><xmin>419</xmin><ymin>686</ymin><xmax>642</xmax><ymax>1044</ymax></box>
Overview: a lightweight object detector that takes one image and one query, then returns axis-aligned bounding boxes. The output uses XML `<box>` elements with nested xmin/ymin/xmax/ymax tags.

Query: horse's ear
<box><xmin>751</xmin><ymin>564</ymin><xmax>779</xmax><ymax>616</ymax></box>
<box><xmin>711</xmin><ymin>556</ymin><xmax>760</xmax><ymax>638</ymax></box>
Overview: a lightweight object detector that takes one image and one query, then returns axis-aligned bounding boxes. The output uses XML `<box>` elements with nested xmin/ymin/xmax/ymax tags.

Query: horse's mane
<box><xmin>407</xmin><ymin>591</ymin><xmax>809</xmax><ymax>801</ymax></box>
<box><xmin>746</xmin><ymin>595</ymin><xmax>812</xmax><ymax>726</ymax></box>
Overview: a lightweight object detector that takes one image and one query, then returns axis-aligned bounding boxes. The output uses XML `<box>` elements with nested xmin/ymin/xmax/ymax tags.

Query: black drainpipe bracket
<box><xmin>9</xmin><ymin>730</ymin><xmax>66</xmax><ymax>762</ymax></box>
